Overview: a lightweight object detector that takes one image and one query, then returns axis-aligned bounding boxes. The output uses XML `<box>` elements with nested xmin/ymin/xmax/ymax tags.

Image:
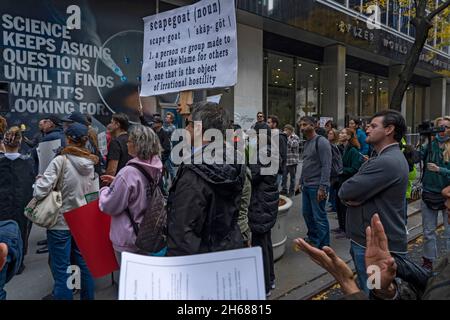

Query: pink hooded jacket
<box><xmin>99</xmin><ymin>156</ymin><xmax>162</xmax><ymax>253</ymax></box>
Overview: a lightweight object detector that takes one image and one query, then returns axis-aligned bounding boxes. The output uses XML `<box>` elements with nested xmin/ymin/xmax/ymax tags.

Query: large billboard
<box><xmin>0</xmin><ymin>0</ymin><xmax>177</xmax><ymax>139</ymax></box>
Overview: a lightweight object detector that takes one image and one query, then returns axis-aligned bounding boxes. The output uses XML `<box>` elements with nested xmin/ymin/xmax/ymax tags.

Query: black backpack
<box><xmin>315</xmin><ymin>136</ymin><xmax>343</xmax><ymax>182</ymax></box>
<box><xmin>125</xmin><ymin>163</ymin><xmax>167</xmax><ymax>254</ymax></box>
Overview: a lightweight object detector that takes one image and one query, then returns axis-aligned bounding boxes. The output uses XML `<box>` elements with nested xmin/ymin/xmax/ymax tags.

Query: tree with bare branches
<box><xmin>388</xmin><ymin>0</ymin><xmax>450</xmax><ymax>109</ymax></box>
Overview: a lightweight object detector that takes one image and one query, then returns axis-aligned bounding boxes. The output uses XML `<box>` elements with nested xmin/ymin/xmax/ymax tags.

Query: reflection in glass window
<box><xmin>345</xmin><ymin>71</ymin><xmax>359</xmax><ymax>118</ymax></box>
<box><xmin>349</xmin><ymin>0</ymin><xmax>363</xmax><ymax>12</ymax></box>
<box><xmin>267</xmin><ymin>53</ymin><xmax>295</xmax><ymax>127</ymax></box>
<box><xmin>360</xmin><ymin>74</ymin><xmax>376</xmax><ymax>117</ymax></box>
<box><xmin>388</xmin><ymin>0</ymin><xmax>400</xmax><ymax>30</ymax></box>
<box><xmin>414</xmin><ymin>86</ymin><xmax>425</xmax><ymax>133</ymax></box>
<box><xmin>405</xmin><ymin>85</ymin><xmax>414</xmax><ymax>133</ymax></box>
<box><xmin>296</xmin><ymin>60</ymin><xmax>321</xmax><ymax>120</ymax></box>
<box><xmin>400</xmin><ymin>4</ymin><xmax>410</xmax><ymax>35</ymax></box>
<box><xmin>377</xmin><ymin>77</ymin><xmax>389</xmax><ymax>111</ymax></box>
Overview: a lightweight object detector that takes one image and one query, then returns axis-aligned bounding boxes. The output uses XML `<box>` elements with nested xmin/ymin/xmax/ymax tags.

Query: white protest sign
<box><xmin>97</xmin><ymin>131</ymin><xmax>108</xmax><ymax>158</ymax></box>
<box><xmin>37</xmin><ymin>139</ymin><xmax>61</xmax><ymax>174</ymax></box>
<box><xmin>206</xmin><ymin>94</ymin><xmax>222</xmax><ymax>104</ymax></box>
<box><xmin>140</xmin><ymin>0</ymin><xmax>237</xmax><ymax>96</ymax></box>
<box><xmin>119</xmin><ymin>247</ymin><xmax>265</xmax><ymax>300</ymax></box>
<box><xmin>319</xmin><ymin>117</ymin><xmax>333</xmax><ymax>128</ymax></box>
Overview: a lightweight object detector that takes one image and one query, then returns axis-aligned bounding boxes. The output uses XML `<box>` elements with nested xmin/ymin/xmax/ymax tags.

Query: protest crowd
<box><xmin>1</xmin><ymin>104</ymin><xmax>450</xmax><ymax>301</ymax></box>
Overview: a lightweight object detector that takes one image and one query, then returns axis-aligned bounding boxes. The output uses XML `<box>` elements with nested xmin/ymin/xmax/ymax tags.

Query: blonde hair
<box><xmin>327</xmin><ymin>128</ymin><xmax>340</xmax><ymax>144</ymax></box>
<box><xmin>3</xmin><ymin>126</ymin><xmax>22</xmax><ymax>148</ymax></box>
<box><xmin>0</xmin><ymin>116</ymin><xmax>7</xmax><ymax>134</ymax></box>
<box><xmin>434</xmin><ymin>116</ymin><xmax>450</xmax><ymax>162</ymax></box>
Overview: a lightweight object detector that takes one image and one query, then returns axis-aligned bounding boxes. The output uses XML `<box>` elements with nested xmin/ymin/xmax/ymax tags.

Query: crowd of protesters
<box><xmin>1</xmin><ymin>103</ymin><xmax>450</xmax><ymax>301</ymax></box>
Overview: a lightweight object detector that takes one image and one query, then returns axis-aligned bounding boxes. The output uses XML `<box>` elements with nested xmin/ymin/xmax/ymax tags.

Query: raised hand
<box><xmin>365</xmin><ymin>214</ymin><xmax>397</xmax><ymax>291</ymax></box>
<box><xmin>293</xmin><ymin>238</ymin><xmax>360</xmax><ymax>295</ymax></box>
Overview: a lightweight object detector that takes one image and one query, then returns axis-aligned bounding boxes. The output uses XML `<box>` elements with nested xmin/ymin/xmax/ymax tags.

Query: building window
<box><xmin>360</xmin><ymin>74</ymin><xmax>376</xmax><ymax>117</ymax></box>
<box><xmin>266</xmin><ymin>53</ymin><xmax>295</xmax><ymax>127</ymax></box>
<box><xmin>377</xmin><ymin>77</ymin><xmax>389</xmax><ymax>111</ymax></box>
<box><xmin>388</xmin><ymin>0</ymin><xmax>400</xmax><ymax>31</ymax></box>
<box><xmin>345</xmin><ymin>71</ymin><xmax>359</xmax><ymax>118</ymax></box>
<box><xmin>296</xmin><ymin>59</ymin><xmax>321</xmax><ymax>120</ymax></box>
<box><xmin>349</xmin><ymin>0</ymin><xmax>362</xmax><ymax>13</ymax></box>
<box><xmin>346</xmin><ymin>71</ymin><xmax>389</xmax><ymax>118</ymax></box>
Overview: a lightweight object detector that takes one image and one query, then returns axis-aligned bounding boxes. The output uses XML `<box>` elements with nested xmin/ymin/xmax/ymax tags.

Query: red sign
<box><xmin>64</xmin><ymin>200</ymin><xmax>119</xmax><ymax>278</ymax></box>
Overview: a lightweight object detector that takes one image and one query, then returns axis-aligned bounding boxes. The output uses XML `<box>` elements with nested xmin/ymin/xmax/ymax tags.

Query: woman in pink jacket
<box><xmin>99</xmin><ymin>124</ymin><xmax>162</xmax><ymax>264</ymax></box>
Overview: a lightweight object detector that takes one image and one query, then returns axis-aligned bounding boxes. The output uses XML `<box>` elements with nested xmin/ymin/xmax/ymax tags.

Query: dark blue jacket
<box><xmin>0</xmin><ymin>220</ymin><xmax>23</xmax><ymax>285</ymax></box>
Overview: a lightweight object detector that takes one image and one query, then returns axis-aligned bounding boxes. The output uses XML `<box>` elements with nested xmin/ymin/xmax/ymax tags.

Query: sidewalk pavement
<box><xmin>269</xmin><ymin>193</ymin><xmax>424</xmax><ymax>300</ymax></box>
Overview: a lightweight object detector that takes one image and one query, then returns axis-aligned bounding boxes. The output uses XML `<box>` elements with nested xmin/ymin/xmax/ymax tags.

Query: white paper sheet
<box><xmin>119</xmin><ymin>247</ymin><xmax>265</xmax><ymax>300</ymax></box>
<box><xmin>37</xmin><ymin>139</ymin><xmax>61</xmax><ymax>174</ymax></box>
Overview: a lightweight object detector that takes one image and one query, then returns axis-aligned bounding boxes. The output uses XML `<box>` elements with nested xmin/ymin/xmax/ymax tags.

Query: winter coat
<box><xmin>273</xmin><ymin>130</ymin><xmax>288</xmax><ymax>175</ymax></box>
<box><xmin>420</xmin><ymin>140</ymin><xmax>450</xmax><ymax>193</ymax></box>
<box><xmin>0</xmin><ymin>154</ymin><xmax>35</xmax><ymax>248</ymax></box>
<box><xmin>248</xmin><ymin>146</ymin><xmax>279</xmax><ymax>234</ymax></box>
<box><xmin>166</xmin><ymin>145</ymin><xmax>245</xmax><ymax>256</ymax></box>
<box><xmin>34</xmin><ymin>147</ymin><xmax>98</xmax><ymax>230</ymax></box>
<box><xmin>99</xmin><ymin>157</ymin><xmax>163</xmax><ymax>253</ymax></box>
<box><xmin>340</xmin><ymin>144</ymin><xmax>362</xmax><ymax>182</ymax></box>
<box><xmin>238</xmin><ymin>167</ymin><xmax>252</xmax><ymax>241</ymax></box>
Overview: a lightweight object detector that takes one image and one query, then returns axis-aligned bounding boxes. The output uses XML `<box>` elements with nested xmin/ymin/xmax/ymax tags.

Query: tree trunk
<box><xmin>389</xmin><ymin>20</ymin><xmax>432</xmax><ymax>110</ymax></box>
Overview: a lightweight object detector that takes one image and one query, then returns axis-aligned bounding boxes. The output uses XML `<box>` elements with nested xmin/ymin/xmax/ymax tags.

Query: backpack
<box><xmin>125</xmin><ymin>163</ymin><xmax>167</xmax><ymax>254</ymax></box>
<box><xmin>315</xmin><ymin>136</ymin><xmax>343</xmax><ymax>182</ymax></box>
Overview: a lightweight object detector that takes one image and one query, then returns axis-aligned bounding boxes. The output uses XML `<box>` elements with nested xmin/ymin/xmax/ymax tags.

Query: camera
<box><xmin>417</xmin><ymin>121</ymin><xmax>445</xmax><ymax>136</ymax></box>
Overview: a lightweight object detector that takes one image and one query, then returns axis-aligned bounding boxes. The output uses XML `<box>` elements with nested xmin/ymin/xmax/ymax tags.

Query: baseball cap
<box><xmin>43</xmin><ymin>115</ymin><xmax>62</xmax><ymax>126</ymax></box>
<box><xmin>64</xmin><ymin>122</ymin><xmax>88</xmax><ymax>142</ymax></box>
<box><xmin>62</xmin><ymin>111</ymin><xmax>88</xmax><ymax>125</ymax></box>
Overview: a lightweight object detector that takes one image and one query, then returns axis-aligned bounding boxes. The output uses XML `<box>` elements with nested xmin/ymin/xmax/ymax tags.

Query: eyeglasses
<box><xmin>257</xmin><ymin>115</ymin><xmax>264</xmax><ymax>118</ymax></box>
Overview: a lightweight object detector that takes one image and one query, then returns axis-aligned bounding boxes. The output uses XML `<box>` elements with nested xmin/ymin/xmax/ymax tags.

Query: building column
<box><xmin>388</xmin><ymin>64</ymin><xmax>406</xmax><ymax>115</ymax></box>
<box><xmin>321</xmin><ymin>44</ymin><xmax>346</xmax><ymax>129</ymax></box>
<box><xmin>429</xmin><ymin>77</ymin><xmax>447</xmax><ymax>120</ymax></box>
<box><xmin>233</xmin><ymin>24</ymin><xmax>263</xmax><ymax>130</ymax></box>
<box><xmin>446</xmin><ymin>84</ymin><xmax>450</xmax><ymax>116</ymax></box>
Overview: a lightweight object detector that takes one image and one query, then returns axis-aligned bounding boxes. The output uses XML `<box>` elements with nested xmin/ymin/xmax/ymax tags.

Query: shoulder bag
<box><xmin>24</xmin><ymin>156</ymin><xmax>67</xmax><ymax>228</ymax></box>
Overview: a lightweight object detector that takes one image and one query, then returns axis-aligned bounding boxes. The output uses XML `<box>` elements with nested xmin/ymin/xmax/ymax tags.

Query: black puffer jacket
<box><xmin>248</xmin><ymin>146</ymin><xmax>279</xmax><ymax>234</ymax></box>
<box><xmin>0</xmin><ymin>154</ymin><xmax>35</xmax><ymax>249</ymax></box>
<box><xmin>166</xmin><ymin>146</ymin><xmax>245</xmax><ymax>256</ymax></box>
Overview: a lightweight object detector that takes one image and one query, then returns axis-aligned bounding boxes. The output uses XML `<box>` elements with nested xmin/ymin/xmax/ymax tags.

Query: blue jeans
<box><xmin>0</xmin><ymin>220</ymin><xmax>23</xmax><ymax>300</ymax></box>
<box><xmin>329</xmin><ymin>185</ymin><xmax>338</xmax><ymax>212</ymax></box>
<box><xmin>47</xmin><ymin>230</ymin><xmax>95</xmax><ymax>300</ymax></box>
<box><xmin>421</xmin><ymin>201</ymin><xmax>450</xmax><ymax>261</ymax></box>
<box><xmin>350</xmin><ymin>241</ymin><xmax>369</xmax><ymax>296</ymax></box>
<box><xmin>301</xmin><ymin>186</ymin><xmax>330</xmax><ymax>248</ymax></box>
<box><xmin>164</xmin><ymin>158</ymin><xmax>176</xmax><ymax>181</ymax></box>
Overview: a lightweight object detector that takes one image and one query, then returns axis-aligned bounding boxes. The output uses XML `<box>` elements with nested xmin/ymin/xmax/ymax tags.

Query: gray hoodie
<box><xmin>338</xmin><ymin>144</ymin><xmax>409</xmax><ymax>253</ymax></box>
<box><xmin>34</xmin><ymin>154</ymin><xmax>97</xmax><ymax>230</ymax></box>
